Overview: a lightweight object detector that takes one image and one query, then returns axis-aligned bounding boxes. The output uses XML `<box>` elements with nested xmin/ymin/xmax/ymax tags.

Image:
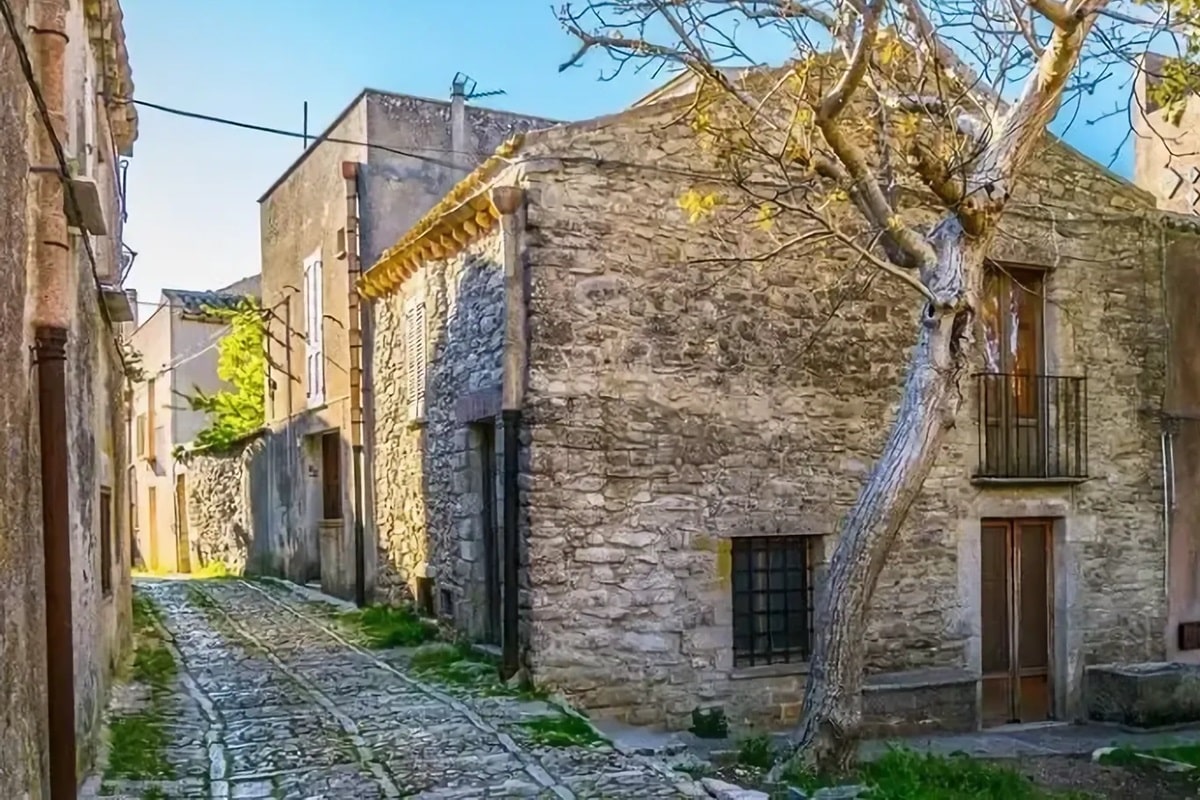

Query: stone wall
<box><xmin>0</xmin><ymin>0</ymin><xmax>48</xmax><ymax>792</ymax></box>
<box><xmin>505</xmin><ymin>100</ymin><xmax>1170</xmax><ymax>729</ymax></box>
<box><xmin>185</xmin><ymin>436</ymin><xmax>266</xmax><ymax>574</ymax></box>
<box><xmin>0</xmin><ymin>0</ymin><xmax>135</xmax><ymax>791</ymax></box>
<box><xmin>369</xmin><ymin>233</ymin><xmax>507</xmax><ymax>635</ymax></box>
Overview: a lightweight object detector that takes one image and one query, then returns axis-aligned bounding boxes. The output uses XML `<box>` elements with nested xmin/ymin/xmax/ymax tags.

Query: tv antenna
<box><xmin>452</xmin><ymin>72</ymin><xmax>506</xmax><ymax>101</ymax></box>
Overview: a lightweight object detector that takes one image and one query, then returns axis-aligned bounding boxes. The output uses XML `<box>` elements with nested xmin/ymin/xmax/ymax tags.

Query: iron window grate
<box><xmin>732</xmin><ymin>535</ymin><xmax>814</xmax><ymax>667</ymax></box>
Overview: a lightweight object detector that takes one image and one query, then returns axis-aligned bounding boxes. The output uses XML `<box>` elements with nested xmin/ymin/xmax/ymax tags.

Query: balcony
<box><xmin>974</xmin><ymin>372</ymin><xmax>1088</xmax><ymax>483</ymax></box>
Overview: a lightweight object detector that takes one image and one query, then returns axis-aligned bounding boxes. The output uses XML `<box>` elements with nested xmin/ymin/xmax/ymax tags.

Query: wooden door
<box><xmin>477</xmin><ymin>421</ymin><xmax>501</xmax><ymax>645</ymax></box>
<box><xmin>980</xmin><ymin>268</ymin><xmax>1046</xmax><ymax>476</ymax></box>
<box><xmin>320</xmin><ymin>431</ymin><xmax>342</xmax><ymax>522</ymax></box>
<box><xmin>147</xmin><ymin>486</ymin><xmax>159</xmax><ymax>572</ymax></box>
<box><xmin>981</xmin><ymin>519</ymin><xmax>1053</xmax><ymax>726</ymax></box>
<box><xmin>174</xmin><ymin>475</ymin><xmax>191</xmax><ymax>574</ymax></box>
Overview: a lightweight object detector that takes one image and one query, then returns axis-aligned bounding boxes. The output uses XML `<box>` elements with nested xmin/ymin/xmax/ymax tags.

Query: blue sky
<box><xmin>119</xmin><ymin>1</ymin><xmax>1139</xmax><ymax>308</ymax></box>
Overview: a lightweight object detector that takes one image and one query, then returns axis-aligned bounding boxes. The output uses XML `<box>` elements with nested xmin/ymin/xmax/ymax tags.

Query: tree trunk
<box><xmin>772</xmin><ymin>222</ymin><xmax>982</xmax><ymax>778</ymax></box>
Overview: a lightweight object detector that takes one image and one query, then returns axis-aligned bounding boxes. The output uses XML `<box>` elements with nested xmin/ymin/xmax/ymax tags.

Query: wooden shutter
<box><xmin>304</xmin><ymin>253</ymin><xmax>324</xmax><ymax>406</ymax></box>
<box><xmin>405</xmin><ymin>299</ymin><xmax>426</xmax><ymax>416</ymax></box>
<box><xmin>99</xmin><ymin>488</ymin><xmax>112</xmax><ymax>596</ymax></box>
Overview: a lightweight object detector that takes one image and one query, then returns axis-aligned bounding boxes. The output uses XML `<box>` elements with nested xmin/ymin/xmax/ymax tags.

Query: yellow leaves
<box><xmin>896</xmin><ymin>112</ymin><xmax>921</xmax><ymax>139</ymax></box>
<box><xmin>678</xmin><ymin>189</ymin><xmax>722</xmax><ymax>224</ymax></box>
<box><xmin>878</xmin><ymin>37</ymin><xmax>907</xmax><ymax>68</ymax></box>
<box><xmin>755</xmin><ymin>203</ymin><xmax>777</xmax><ymax>231</ymax></box>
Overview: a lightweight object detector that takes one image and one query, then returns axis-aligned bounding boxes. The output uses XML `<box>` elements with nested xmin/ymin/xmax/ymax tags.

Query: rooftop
<box><xmin>160</xmin><ymin>288</ymin><xmax>252</xmax><ymax>320</ymax></box>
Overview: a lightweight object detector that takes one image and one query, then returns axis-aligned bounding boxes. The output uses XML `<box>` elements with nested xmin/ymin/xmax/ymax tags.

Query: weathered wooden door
<box><xmin>478</xmin><ymin>421</ymin><xmax>501</xmax><ymax>645</ymax></box>
<box><xmin>980</xmin><ymin>267</ymin><xmax>1046</xmax><ymax>477</ymax></box>
<box><xmin>174</xmin><ymin>475</ymin><xmax>192</xmax><ymax>574</ymax></box>
<box><xmin>981</xmin><ymin>519</ymin><xmax>1053</xmax><ymax>726</ymax></box>
<box><xmin>147</xmin><ymin>486</ymin><xmax>159</xmax><ymax>572</ymax></box>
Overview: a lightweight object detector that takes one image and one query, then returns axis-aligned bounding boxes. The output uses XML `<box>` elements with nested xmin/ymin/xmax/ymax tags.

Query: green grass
<box><xmin>519</xmin><ymin>713</ymin><xmax>607</xmax><ymax>748</ymax></box>
<box><xmin>130</xmin><ymin>595</ymin><xmax>175</xmax><ymax>690</ymax></box>
<box><xmin>104</xmin><ymin>712</ymin><xmax>173</xmax><ymax>780</ymax></box>
<box><xmin>782</xmin><ymin>748</ymin><xmax>1091</xmax><ymax>799</ymax></box>
<box><xmin>737</xmin><ymin>734</ymin><xmax>776</xmax><ymax>769</ymax></box>
<box><xmin>339</xmin><ymin>604</ymin><xmax>438</xmax><ymax>648</ymax></box>
<box><xmin>141</xmin><ymin>787</ymin><xmax>167</xmax><ymax>800</ymax></box>
<box><xmin>192</xmin><ymin>561</ymin><xmax>233</xmax><ymax>579</ymax></box>
<box><xmin>1097</xmin><ymin>743</ymin><xmax>1200</xmax><ymax>774</ymax></box>
<box><xmin>408</xmin><ymin>641</ymin><xmax>549</xmax><ymax>700</ymax></box>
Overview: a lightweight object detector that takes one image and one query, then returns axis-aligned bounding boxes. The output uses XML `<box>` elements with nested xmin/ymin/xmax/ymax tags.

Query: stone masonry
<box><xmin>1</xmin><ymin>0</ymin><xmax>139</xmax><ymax>792</ymax></box>
<box><xmin>371</xmin><ymin>233</ymin><xmax>508</xmax><ymax>638</ymax></box>
<box><xmin>183</xmin><ymin>436</ymin><xmax>266</xmax><ymax>575</ymax></box>
<box><xmin>365</xmin><ymin>83</ymin><xmax>1183</xmax><ymax>732</ymax></box>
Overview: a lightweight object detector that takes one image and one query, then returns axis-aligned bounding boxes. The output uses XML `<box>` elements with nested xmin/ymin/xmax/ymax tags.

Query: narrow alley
<box><xmin>86</xmin><ymin>579</ymin><xmax>699</xmax><ymax>800</ymax></box>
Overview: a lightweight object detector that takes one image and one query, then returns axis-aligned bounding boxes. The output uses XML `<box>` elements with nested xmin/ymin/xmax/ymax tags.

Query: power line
<box><xmin>0</xmin><ymin>0</ymin><xmax>130</xmax><ymax>372</ymax></box>
<box><xmin>126</xmin><ymin>98</ymin><xmax>506</xmax><ymax>171</ymax></box>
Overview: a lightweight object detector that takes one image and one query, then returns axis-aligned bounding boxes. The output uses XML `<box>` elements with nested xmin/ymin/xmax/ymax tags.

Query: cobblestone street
<box><xmin>85</xmin><ymin>579</ymin><xmax>704</xmax><ymax>800</ymax></box>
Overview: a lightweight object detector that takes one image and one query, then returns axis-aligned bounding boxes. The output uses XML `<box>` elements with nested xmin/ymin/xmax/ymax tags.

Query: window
<box><xmin>99</xmin><ymin>487</ymin><xmax>113</xmax><ymax>596</ymax></box>
<box><xmin>145</xmin><ymin>377</ymin><xmax>157</xmax><ymax>461</ymax></box>
<box><xmin>732</xmin><ymin>536</ymin><xmax>814</xmax><ymax>667</ymax></box>
<box><xmin>304</xmin><ymin>250</ymin><xmax>325</xmax><ymax>407</ymax></box>
<box><xmin>404</xmin><ymin>295</ymin><xmax>427</xmax><ymax>419</ymax></box>
<box><xmin>136</xmin><ymin>413</ymin><xmax>147</xmax><ymax>458</ymax></box>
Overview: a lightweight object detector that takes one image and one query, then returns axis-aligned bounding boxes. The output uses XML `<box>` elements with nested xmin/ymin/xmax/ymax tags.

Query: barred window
<box><xmin>732</xmin><ymin>536</ymin><xmax>814</xmax><ymax>667</ymax></box>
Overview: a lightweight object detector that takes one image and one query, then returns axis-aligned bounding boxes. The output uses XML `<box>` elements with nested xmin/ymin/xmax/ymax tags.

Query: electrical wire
<box><xmin>127</xmin><ymin>97</ymin><xmax>507</xmax><ymax>171</ymax></box>
<box><xmin>0</xmin><ymin>0</ymin><xmax>130</xmax><ymax>372</ymax></box>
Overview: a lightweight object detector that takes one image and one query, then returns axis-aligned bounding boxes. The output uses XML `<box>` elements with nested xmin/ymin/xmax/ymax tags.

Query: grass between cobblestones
<box><xmin>339</xmin><ymin>604</ymin><xmax>439</xmax><ymax>648</ymax></box>
<box><xmin>408</xmin><ymin>642</ymin><xmax>607</xmax><ymax>748</ymax></box>
<box><xmin>105</xmin><ymin>593</ymin><xmax>175</xmax><ymax>782</ymax></box>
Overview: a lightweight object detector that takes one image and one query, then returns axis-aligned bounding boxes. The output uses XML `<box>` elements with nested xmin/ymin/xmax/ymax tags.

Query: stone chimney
<box><xmin>450</xmin><ymin>73</ymin><xmax>469</xmax><ymax>171</ymax></box>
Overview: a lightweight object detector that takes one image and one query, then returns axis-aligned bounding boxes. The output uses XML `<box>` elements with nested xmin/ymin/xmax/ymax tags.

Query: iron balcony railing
<box><xmin>974</xmin><ymin>372</ymin><xmax>1088</xmax><ymax>481</ymax></box>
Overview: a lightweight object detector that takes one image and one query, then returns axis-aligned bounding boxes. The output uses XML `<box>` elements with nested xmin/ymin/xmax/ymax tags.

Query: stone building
<box><xmin>255</xmin><ymin>78</ymin><xmax>554</xmax><ymax>600</ymax></box>
<box><xmin>0</xmin><ymin>0</ymin><xmax>139</xmax><ymax>794</ymax></box>
<box><xmin>1132</xmin><ymin>55</ymin><xmax>1200</xmax><ymax>665</ymax></box>
<box><xmin>359</xmin><ymin>75</ymin><xmax>1200</xmax><ymax>734</ymax></box>
<box><xmin>128</xmin><ymin>279</ymin><xmax>260</xmax><ymax>574</ymax></box>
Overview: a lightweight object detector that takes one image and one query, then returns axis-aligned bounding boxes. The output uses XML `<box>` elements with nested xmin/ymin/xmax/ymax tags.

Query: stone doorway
<box><xmin>981</xmin><ymin>518</ymin><xmax>1054</xmax><ymax>726</ymax></box>
<box><xmin>474</xmin><ymin>420</ymin><xmax>502</xmax><ymax>646</ymax></box>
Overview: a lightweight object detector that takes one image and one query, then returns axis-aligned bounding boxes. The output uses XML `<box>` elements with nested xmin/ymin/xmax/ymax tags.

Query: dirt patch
<box><xmin>1013</xmin><ymin>755</ymin><xmax>1197</xmax><ymax>799</ymax></box>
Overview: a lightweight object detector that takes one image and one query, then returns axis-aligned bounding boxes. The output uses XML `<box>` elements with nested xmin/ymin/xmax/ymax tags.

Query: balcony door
<box><xmin>980</xmin><ymin>267</ymin><xmax>1045</xmax><ymax>477</ymax></box>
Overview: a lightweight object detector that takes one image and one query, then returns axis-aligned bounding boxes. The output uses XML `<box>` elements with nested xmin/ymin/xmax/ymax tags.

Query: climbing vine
<box><xmin>182</xmin><ymin>299</ymin><xmax>265</xmax><ymax>453</ymax></box>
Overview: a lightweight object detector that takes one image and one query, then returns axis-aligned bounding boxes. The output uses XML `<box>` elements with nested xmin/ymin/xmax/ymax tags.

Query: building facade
<box><xmin>255</xmin><ymin>80</ymin><xmax>554</xmax><ymax>601</ymax></box>
<box><xmin>360</xmin><ymin>85</ymin><xmax>1200</xmax><ymax>733</ymax></box>
<box><xmin>128</xmin><ymin>281</ymin><xmax>260</xmax><ymax>574</ymax></box>
<box><xmin>0</xmin><ymin>0</ymin><xmax>139</xmax><ymax>794</ymax></box>
<box><xmin>1133</xmin><ymin>54</ymin><xmax>1200</xmax><ymax>665</ymax></box>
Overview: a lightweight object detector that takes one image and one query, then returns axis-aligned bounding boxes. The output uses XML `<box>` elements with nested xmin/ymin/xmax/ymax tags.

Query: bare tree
<box><xmin>557</xmin><ymin>0</ymin><xmax>1199</xmax><ymax>776</ymax></box>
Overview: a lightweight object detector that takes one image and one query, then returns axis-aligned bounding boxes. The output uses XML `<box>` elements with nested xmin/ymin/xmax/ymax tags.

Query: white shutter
<box><xmin>405</xmin><ymin>298</ymin><xmax>427</xmax><ymax>418</ymax></box>
<box><xmin>303</xmin><ymin>251</ymin><xmax>324</xmax><ymax>407</ymax></box>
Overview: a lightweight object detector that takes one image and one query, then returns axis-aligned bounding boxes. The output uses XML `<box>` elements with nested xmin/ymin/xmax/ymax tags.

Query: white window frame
<box><xmin>404</xmin><ymin>293</ymin><xmax>427</xmax><ymax>421</ymax></box>
<box><xmin>304</xmin><ymin>250</ymin><xmax>325</xmax><ymax>408</ymax></box>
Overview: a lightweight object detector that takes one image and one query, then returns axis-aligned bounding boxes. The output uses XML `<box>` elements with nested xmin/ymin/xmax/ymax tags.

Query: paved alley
<box><xmin>86</xmin><ymin>579</ymin><xmax>702</xmax><ymax>800</ymax></box>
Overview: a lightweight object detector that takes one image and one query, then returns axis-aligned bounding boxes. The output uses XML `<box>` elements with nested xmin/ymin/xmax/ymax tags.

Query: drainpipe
<box><xmin>493</xmin><ymin>185</ymin><xmax>527</xmax><ymax>681</ymax></box>
<box><xmin>1162</xmin><ymin>428</ymin><xmax>1176</xmax><ymax>596</ymax></box>
<box><xmin>343</xmin><ymin>160</ymin><xmax>367</xmax><ymax>608</ymax></box>
<box><xmin>28</xmin><ymin>0</ymin><xmax>78</xmax><ymax>796</ymax></box>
